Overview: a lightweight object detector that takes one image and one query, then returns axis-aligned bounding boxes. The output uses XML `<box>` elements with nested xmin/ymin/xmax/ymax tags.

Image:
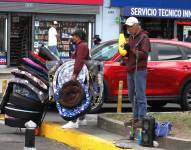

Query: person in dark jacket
<box><xmin>92</xmin><ymin>35</ymin><xmax>101</xmax><ymax>48</ymax></box>
<box><xmin>124</xmin><ymin>17</ymin><xmax>151</xmax><ymax>135</ymax></box>
<box><xmin>62</xmin><ymin>29</ymin><xmax>89</xmax><ymax>128</ymax></box>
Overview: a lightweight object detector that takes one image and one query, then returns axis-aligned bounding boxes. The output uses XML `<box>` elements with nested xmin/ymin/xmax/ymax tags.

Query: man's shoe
<box><xmin>61</xmin><ymin>121</ymin><xmax>79</xmax><ymax>129</ymax></box>
<box><xmin>78</xmin><ymin>119</ymin><xmax>87</xmax><ymax>126</ymax></box>
<box><xmin>133</xmin><ymin>120</ymin><xmax>142</xmax><ymax>129</ymax></box>
<box><xmin>124</xmin><ymin>118</ymin><xmax>138</xmax><ymax>127</ymax></box>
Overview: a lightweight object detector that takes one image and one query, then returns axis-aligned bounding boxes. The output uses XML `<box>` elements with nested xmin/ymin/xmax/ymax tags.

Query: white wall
<box><xmin>95</xmin><ymin>0</ymin><xmax>120</xmax><ymax>42</ymax></box>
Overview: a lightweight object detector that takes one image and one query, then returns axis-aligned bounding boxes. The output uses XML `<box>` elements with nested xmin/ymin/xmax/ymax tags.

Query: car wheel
<box><xmin>181</xmin><ymin>83</ymin><xmax>191</xmax><ymax>110</ymax></box>
<box><xmin>148</xmin><ymin>101</ymin><xmax>167</xmax><ymax>108</ymax></box>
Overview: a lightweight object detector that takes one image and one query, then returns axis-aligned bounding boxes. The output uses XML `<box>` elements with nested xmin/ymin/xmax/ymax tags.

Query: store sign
<box><xmin>0</xmin><ymin>55</ymin><xmax>7</xmax><ymax>65</ymax></box>
<box><xmin>2</xmin><ymin>0</ymin><xmax>103</xmax><ymax>5</ymax></box>
<box><xmin>124</xmin><ymin>7</ymin><xmax>191</xmax><ymax>18</ymax></box>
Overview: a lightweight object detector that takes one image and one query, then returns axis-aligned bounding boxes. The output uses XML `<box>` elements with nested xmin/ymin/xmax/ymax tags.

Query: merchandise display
<box><xmin>0</xmin><ymin>49</ymin><xmax>50</xmax><ymax>128</ymax></box>
<box><xmin>34</xmin><ymin>20</ymin><xmax>88</xmax><ymax>58</ymax></box>
<box><xmin>10</xmin><ymin>16</ymin><xmax>31</xmax><ymax>65</ymax></box>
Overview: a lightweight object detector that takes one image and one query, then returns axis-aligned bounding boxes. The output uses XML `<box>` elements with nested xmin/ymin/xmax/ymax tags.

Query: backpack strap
<box><xmin>135</xmin><ymin>34</ymin><xmax>147</xmax><ymax>47</ymax></box>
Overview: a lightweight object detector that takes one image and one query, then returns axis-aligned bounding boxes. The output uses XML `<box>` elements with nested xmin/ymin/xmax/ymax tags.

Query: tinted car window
<box><xmin>180</xmin><ymin>46</ymin><xmax>191</xmax><ymax>59</ymax></box>
<box><xmin>91</xmin><ymin>42</ymin><xmax>118</xmax><ymax>61</ymax></box>
<box><xmin>155</xmin><ymin>43</ymin><xmax>183</xmax><ymax>61</ymax></box>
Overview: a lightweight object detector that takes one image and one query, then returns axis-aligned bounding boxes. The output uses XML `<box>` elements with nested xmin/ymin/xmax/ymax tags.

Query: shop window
<box><xmin>141</xmin><ymin>18</ymin><xmax>174</xmax><ymax>39</ymax></box>
<box><xmin>34</xmin><ymin>21</ymin><xmax>89</xmax><ymax>58</ymax></box>
<box><xmin>155</xmin><ymin>43</ymin><xmax>183</xmax><ymax>61</ymax></box>
<box><xmin>0</xmin><ymin>16</ymin><xmax>7</xmax><ymax>66</ymax></box>
<box><xmin>180</xmin><ymin>46</ymin><xmax>191</xmax><ymax>59</ymax></box>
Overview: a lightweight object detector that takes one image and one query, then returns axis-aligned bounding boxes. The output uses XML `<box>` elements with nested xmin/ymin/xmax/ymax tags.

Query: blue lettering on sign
<box><xmin>124</xmin><ymin>7</ymin><xmax>191</xmax><ymax>18</ymax></box>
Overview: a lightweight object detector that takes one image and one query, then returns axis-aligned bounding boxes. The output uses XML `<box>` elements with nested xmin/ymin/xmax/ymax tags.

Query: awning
<box><xmin>0</xmin><ymin>2</ymin><xmax>99</xmax><ymax>14</ymax></box>
<box><xmin>2</xmin><ymin>0</ymin><xmax>103</xmax><ymax>5</ymax></box>
<box><xmin>176</xmin><ymin>21</ymin><xmax>191</xmax><ymax>25</ymax></box>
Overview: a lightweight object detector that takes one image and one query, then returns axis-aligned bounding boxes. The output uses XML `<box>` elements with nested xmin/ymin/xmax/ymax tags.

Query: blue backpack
<box><xmin>155</xmin><ymin>121</ymin><xmax>172</xmax><ymax>137</ymax></box>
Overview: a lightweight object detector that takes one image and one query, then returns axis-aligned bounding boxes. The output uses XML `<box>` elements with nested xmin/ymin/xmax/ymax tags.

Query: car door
<box><xmin>148</xmin><ymin>42</ymin><xmax>184</xmax><ymax>96</ymax></box>
<box><xmin>109</xmin><ymin>58</ymin><xmax>128</xmax><ymax>96</ymax></box>
<box><xmin>146</xmin><ymin>43</ymin><xmax>157</xmax><ymax>95</ymax></box>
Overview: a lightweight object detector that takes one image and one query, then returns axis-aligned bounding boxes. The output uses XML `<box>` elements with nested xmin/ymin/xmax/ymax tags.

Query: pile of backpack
<box><xmin>0</xmin><ymin>47</ymin><xmax>59</xmax><ymax>128</ymax></box>
<box><xmin>0</xmin><ymin>46</ymin><xmax>104</xmax><ymax>128</ymax></box>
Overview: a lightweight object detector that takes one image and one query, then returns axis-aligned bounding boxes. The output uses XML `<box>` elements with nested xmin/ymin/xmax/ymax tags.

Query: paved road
<box><xmin>0</xmin><ymin>121</ymin><xmax>75</xmax><ymax>150</ymax></box>
<box><xmin>97</xmin><ymin>103</ymin><xmax>182</xmax><ymax>113</ymax></box>
<box><xmin>48</xmin><ymin>102</ymin><xmax>182</xmax><ymax>114</ymax></box>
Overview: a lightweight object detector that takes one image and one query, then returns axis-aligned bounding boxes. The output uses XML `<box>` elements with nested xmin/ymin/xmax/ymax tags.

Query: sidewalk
<box><xmin>0</xmin><ymin>67</ymin><xmax>164</xmax><ymax>150</ymax></box>
<box><xmin>41</xmin><ymin>112</ymin><xmax>164</xmax><ymax>150</ymax></box>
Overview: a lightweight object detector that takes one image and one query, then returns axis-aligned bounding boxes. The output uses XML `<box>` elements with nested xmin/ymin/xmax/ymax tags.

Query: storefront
<box><xmin>0</xmin><ymin>14</ymin><xmax>8</xmax><ymax>68</ymax></box>
<box><xmin>0</xmin><ymin>0</ymin><xmax>103</xmax><ymax>66</ymax></box>
<box><xmin>111</xmin><ymin>0</ymin><xmax>191</xmax><ymax>41</ymax></box>
<box><xmin>33</xmin><ymin>14</ymin><xmax>95</xmax><ymax>58</ymax></box>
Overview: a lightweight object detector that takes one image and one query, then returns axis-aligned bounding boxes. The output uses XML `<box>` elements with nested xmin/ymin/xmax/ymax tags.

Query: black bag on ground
<box><xmin>141</xmin><ymin>116</ymin><xmax>155</xmax><ymax>147</ymax></box>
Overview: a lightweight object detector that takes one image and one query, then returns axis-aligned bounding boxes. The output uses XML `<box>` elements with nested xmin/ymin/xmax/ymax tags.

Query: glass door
<box><xmin>0</xmin><ymin>15</ymin><xmax>7</xmax><ymax>66</ymax></box>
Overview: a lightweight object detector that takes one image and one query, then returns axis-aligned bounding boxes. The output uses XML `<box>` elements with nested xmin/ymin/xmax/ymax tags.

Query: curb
<box><xmin>97</xmin><ymin>113</ymin><xmax>127</xmax><ymax>136</ymax></box>
<box><xmin>0</xmin><ymin>115</ymin><xmax>134</xmax><ymax>150</ymax></box>
<box><xmin>40</xmin><ymin>122</ymin><xmax>134</xmax><ymax>150</ymax></box>
<box><xmin>98</xmin><ymin>113</ymin><xmax>191</xmax><ymax>150</ymax></box>
<box><xmin>157</xmin><ymin>136</ymin><xmax>191</xmax><ymax>150</ymax></box>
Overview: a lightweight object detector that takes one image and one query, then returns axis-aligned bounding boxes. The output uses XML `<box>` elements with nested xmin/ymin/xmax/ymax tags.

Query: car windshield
<box><xmin>91</xmin><ymin>41</ymin><xmax>118</xmax><ymax>61</ymax></box>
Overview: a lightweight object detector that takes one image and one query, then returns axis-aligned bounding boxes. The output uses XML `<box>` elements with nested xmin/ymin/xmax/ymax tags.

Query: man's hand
<box><xmin>71</xmin><ymin>74</ymin><xmax>77</xmax><ymax>81</ymax></box>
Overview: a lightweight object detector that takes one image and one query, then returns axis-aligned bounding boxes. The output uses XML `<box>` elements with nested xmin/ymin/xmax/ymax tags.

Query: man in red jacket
<box><xmin>62</xmin><ymin>30</ymin><xmax>89</xmax><ymax>128</ymax></box>
<box><xmin>124</xmin><ymin>17</ymin><xmax>151</xmax><ymax>138</ymax></box>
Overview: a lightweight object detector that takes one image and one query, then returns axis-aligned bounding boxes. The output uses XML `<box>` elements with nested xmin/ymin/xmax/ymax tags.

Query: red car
<box><xmin>91</xmin><ymin>39</ymin><xmax>191</xmax><ymax>110</ymax></box>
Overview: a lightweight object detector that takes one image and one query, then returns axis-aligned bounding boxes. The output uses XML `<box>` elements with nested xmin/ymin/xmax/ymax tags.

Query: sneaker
<box><xmin>61</xmin><ymin>121</ymin><xmax>79</xmax><ymax>129</ymax></box>
<box><xmin>78</xmin><ymin>119</ymin><xmax>87</xmax><ymax>126</ymax></box>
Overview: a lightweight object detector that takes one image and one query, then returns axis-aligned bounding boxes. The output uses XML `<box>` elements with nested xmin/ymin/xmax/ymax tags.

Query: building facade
<box><xmin>111</xmin><ymin>0</ymin><xmax>191</xmax><ymax>41</ymax></box>
<box><xmin>0</xmin><ymin>0</ymin><xmax>103</xmax><ymax>66</ymax></box>
<box><xmin>96</xmin><ymin>0</ymin><xmax>120</xmax><ymax>42</ymax></box>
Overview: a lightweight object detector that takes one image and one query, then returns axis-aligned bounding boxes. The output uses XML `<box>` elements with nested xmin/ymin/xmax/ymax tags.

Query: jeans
<box><xmin>128</xmin><ymin>69</ymin><xmax>147</xmax><ymax>120</ymax></box>
<box><xmin>48</xmin><ymin>46</ymin><xmax>59</xmax><ymax>57</ymax></box>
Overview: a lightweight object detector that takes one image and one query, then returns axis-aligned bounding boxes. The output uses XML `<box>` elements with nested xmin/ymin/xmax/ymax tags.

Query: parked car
<box><xmin>91</xmin><ymin>39</ymin><xmax>191</xmax><ymax>110</ymax></box>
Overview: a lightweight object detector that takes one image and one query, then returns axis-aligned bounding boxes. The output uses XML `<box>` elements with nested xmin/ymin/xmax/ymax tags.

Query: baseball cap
<box><xmin>53</xmin><ymin>21</ymin><xmax>58</xmax><ymax>25</ymax></box>
<box><xmin>125</xmin><ymin>17</ymin><xmax>139</xmax><ymax>26</ymax></box>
